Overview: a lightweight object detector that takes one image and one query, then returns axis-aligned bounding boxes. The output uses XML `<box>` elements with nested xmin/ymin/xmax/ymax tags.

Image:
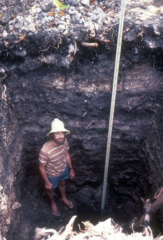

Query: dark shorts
<box><xmin>48</xmin><ymin>165</ymin><xmax>69</xmax><ymax>189</ymax></box>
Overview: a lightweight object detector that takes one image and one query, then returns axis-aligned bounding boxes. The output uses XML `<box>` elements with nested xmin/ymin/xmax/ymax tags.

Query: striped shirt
<box><xmin>39</xmin><ymin>139</ymin><xmax>69</xmax><ymax>177</ymax></box>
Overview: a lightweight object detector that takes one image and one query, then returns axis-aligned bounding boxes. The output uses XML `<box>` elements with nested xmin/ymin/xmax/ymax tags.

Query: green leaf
<box><xmin>59</xmin><ymin>5</ymin><xmax>69</xmax><ymax>10</ymax></box>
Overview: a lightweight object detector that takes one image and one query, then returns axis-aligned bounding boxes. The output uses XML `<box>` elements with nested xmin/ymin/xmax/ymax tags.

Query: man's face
<box><xmin>53</xmin><ymin>132</ymin><xmax>65</xmax><ymax>145</ymax></box>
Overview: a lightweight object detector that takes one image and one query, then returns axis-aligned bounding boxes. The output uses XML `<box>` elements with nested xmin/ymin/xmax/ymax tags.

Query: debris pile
<box><xmin>0</xmin><ymin>0</ymin><xmax>163</xmax><ymax>45</ymax></box>
<box><xmin>0</xmin><ymin>0</ymin><xmax>163</xmax><ymax>72</ymax></box>
<box><xmin>34</xmin><ymin>215</ymin><xmax>163</xmax><ymax>240</ymax></box>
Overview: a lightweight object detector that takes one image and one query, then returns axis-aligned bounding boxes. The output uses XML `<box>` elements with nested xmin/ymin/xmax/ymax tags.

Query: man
<box><xmin>39</xmin><ymin>118</ymin><xmax>75</xmax><ymax>217</ymax></box>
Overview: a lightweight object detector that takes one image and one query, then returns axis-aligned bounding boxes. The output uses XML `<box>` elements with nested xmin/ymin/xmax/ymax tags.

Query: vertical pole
<box><xmin>101</xmin><ymin>0</ymin><xmax>126</xmax><ymax>213</ymax></box>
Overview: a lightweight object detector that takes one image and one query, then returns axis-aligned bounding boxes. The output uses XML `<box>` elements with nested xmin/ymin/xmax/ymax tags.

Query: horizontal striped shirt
<box><xmin>39</xmin><ymin>139</ymin><xmax>69</xmax><ymax>177</ymax></box>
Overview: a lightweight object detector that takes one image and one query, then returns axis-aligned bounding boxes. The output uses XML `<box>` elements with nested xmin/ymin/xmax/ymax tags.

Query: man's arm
<box><xmin>39</xmin><ymin>162</ymin><xmax>52</xmax><ymax>189</ymax></box>
<box><xmin>65</xmin><ymin>152</ymin><xmax>75</xmax><ymax>179</ymax></box>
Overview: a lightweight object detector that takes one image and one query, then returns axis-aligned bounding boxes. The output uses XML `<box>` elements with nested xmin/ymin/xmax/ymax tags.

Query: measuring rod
<box><xmin>101</xmin><ymin>0</ymin><xmax>126</xmax><ymax>212</ymax></box>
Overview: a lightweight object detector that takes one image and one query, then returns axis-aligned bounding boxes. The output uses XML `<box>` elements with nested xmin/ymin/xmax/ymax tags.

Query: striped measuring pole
<box><xmin>101</xmin><ymin>0</ymin><xmax>126</xmax><ymax>213</ymax></box>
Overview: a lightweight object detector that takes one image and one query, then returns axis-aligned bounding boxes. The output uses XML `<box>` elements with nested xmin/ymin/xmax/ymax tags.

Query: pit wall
<box><xmin>1</xmin><ymin>54</ymin><xmax>163</xmax><ymax>238</ymax></box>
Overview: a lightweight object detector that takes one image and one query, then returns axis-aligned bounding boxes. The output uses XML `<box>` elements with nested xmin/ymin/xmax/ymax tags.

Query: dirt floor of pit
<box><xmin>7</xmin><ymin>191</ymin><xmax>106</xmax><ymax>240</ymax></box>
<box><xmin>7</xmin><ymin>173</ymin><xmax>105</xmax><ymax>240</ymax></box>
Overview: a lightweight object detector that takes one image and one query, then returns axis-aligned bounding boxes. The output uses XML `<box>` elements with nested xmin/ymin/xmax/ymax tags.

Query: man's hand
<box><xmin>45</xmin><ymin>181</ymin><xmax>53</xmax><ymax>189</ymax></box>
<box><xmin>70</xmin><ymin>169</ymin><xmax>75</xmax><ymax>179</ymax></box>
